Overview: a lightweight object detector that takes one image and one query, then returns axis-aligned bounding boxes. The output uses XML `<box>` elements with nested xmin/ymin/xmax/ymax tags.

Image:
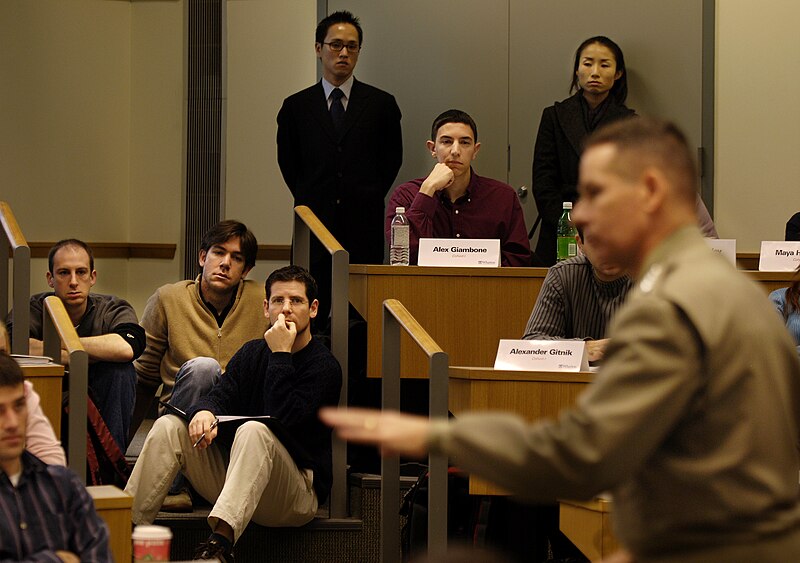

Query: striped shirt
<box><xmin>0</xmin><ymin>451</ymin><xmax>111</xmax><ymax>561</ymax></box>
<box><xmin>523</xmin><ymin>254</ymin><xmax>632</xmax><ymax>340</ymax></box>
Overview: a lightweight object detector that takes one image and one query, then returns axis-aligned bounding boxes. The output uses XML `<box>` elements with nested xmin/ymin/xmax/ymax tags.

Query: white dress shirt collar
<box><xmin>322</xmin><ymin>75</ymin><xmax>354</xmax><ymax>110</ymax></box>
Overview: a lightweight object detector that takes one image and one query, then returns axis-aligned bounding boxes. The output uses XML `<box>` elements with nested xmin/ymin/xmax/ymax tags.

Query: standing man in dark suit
<box><xmin>277</xmin><ymin>10</ymin><xmax>402</xmax><ymax>327</ymax></box>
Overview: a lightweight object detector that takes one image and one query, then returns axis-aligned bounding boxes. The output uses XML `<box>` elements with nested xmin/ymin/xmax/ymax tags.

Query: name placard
<box><xmin>704</xmin><ymin>238</ymin><xmax>736</xmax><ymax>265</ymax></box>
<box><xmin>758</xmin><ymin>241</ymin><xmax>800</xmax><ymax>271</ymax></box>
<box><xmin>494</xmin><ymin>339</ymin><xmax>589</xmax><ymax>372</ymax></box>
<box><xmin>418</xmin><ymin>238</ymin><xmax>500</xmax><ymax>268</ymax></box>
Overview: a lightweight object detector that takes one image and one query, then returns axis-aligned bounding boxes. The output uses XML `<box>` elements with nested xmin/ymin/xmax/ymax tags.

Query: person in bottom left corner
<box><xmin>0</xmin><ymin>353</ymin><xmax>111</xmax><ymax>562</ymax></box>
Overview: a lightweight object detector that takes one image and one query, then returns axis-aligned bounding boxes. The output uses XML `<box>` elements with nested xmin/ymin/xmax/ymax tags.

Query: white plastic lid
<box><xmin>395</xmin><ymin>206</ymin><xmax>405</xmax><ymax>214</ymax></box>
<box><xmin>562</xmin><ymin>202</ymin><xmax>572</xmax><ymax>209</ymax></box>
<box><xmin>132</xmin><ymin>525</ymin><xmax>173</xmax><ymax>540</ymax></box>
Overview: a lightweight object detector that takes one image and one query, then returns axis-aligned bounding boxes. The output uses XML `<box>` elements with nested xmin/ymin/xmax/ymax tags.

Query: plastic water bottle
<box><xmin>390</xmin><ymin>206</ymin><xmax>410</xmax><ymax>266</ymax></box>
<box><xmin>556</xmin><ymin>202</ymin><xmax>578</xmax><ymax>262</ymax></box>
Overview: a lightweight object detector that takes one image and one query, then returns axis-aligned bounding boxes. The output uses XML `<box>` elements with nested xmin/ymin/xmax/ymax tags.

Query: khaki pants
<box><xmin>125</xmin><ymin>415</ymin><xmax>318</xmax><ymax>542</ymax></box>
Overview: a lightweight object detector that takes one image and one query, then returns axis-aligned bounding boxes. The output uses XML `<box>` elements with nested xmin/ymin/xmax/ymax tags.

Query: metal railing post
<box><xmin>293</xmin><ymin>206</ymin><xmax>349</xmax><ymax>519</ymax></box>
<box><xmin>0</xmin><ymin>236</ymin><xmax>8</xmax><ymax>327</ymax></box>
<box><xmin>381</xmin><ymin>299</ymin><xmax>449</xmax><ymax>562</ymax></box>
<box><xmin>427</xmin><ymin>351</ymin><xmax>449</xmax><ymax>556</ymax></box>
<box><xmin>0</xmin><ymin>202</ymin><xmax>30</xmax><ymax>354</ymax></box>
<box><xmin>11</xmin><ymin>246</ymin><xmax>30</xmax><ymax>355</ymax></box>
<box><xmin>67</xmin><ymin>348</ymin><xmax>89</xmax><ymax>482</ymax></box>
<box><xmin>329</xmin><ymin>246</ymin><xmax>349</xmax><ymax>519</ymax></box>
<box><xmin>381</xmin><ymin>308</ymin><xmax>401</xmax><ymax>563</ymax></box>
<box><xmin>43</xmin><ymin>296</ymin><xmax>88</xmax><ymax>483</ymax></box>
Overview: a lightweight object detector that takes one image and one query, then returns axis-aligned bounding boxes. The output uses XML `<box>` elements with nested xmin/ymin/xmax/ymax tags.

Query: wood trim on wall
<box><xmin>19</xmin><ymin>243</ymin><xmax>292</xmax><ymax>262</ymax></box>
<box><xmin>256</xmin><ymin>245</ymin><xmax>291</xmax><ymax>262</ymax></box>
<box><xmin>735</xmin><ymin>252</ymin><xmax>760</xmax><ymax>271</ymax></box>
<box><xmin>27</xmin><ymin>243</ymin><xmax>177</xmax><ymax>260</ymax></box>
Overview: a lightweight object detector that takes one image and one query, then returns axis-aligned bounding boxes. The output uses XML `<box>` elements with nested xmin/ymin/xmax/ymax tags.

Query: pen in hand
<box><xmin>193</xmin><ymin>417</ymin><xmax>219</xmax><ymax>448</ymax></box>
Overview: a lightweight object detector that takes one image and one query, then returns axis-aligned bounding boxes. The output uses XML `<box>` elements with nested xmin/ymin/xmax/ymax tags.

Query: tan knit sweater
<box><xmin>134</xmin><ymin>277</ymin><xmax>268</xmax><ymax>392</ymax></box>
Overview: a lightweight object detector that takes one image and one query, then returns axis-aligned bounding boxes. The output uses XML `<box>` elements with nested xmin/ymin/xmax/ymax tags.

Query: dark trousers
<box><xmin>87</xmin><ymin>361</ymin><xmax>136</xmax><ymax>451</ymax></box>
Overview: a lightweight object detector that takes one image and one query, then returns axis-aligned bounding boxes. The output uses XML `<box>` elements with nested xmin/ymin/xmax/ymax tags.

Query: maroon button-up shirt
<box><xmin>385</xmin><ymin>170</ymin><xmax>531</xmax><ymax>266</ymax></box>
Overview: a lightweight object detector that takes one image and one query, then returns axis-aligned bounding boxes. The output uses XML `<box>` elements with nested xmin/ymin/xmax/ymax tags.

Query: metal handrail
<box><xmin>381</xmin><ymin>299</ymin><xmax>449</xmax><ymax>562</ymax></box>
<box><xmin>0</xmin><ymin>202</ymin><xmax>30</xmax><ymax>354</ymax></box>
<box><xmin>292</xmin><ymin>205</ymin><xmax>349</xmax><ymax>520</ymax></box>
<box><xmin>43</xmin><ymin>296</ymin><xmax>88</xmax><ymax>483</ymax></box>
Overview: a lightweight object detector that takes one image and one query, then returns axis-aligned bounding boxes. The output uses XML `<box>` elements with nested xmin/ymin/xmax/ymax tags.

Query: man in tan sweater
<box><xmin>133</xmin><ymin>220</ymin><xmax>268</xmax><ymax>509</ymax></box>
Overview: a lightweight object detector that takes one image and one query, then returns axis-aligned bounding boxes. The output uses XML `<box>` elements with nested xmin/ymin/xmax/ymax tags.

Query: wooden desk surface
<box><xmin>559</xmin><ymin>497</ymin><xmax>619</xmax><ymax>560</ymax></box>
<box><xmin>21</xmin><ymin>363</ymin><xmax>64</xmax><ymax>438</ymax></box>
<box><xmin>449</xmin><ymin>366</ymin><xmax>592</xmax><ymax>421</ymax></box>
<box><xmin>746</xmin><ymin>270</ymin><xmax>798</xmax><ymax>293</ymax></box>
<box><xmin>448</xmin><ymin>366</ymin><xmax>593</xmax><ymax>495</ymax></box>
<box><xmin>448</xmin><ymin>366</ymin><xmax>619</xmax><ymax>555</ymax></box>
<box><xmin>351</xmin><ymin>265</ymin><xmax>546</xmax><ymax>378</ymax></box>
<box><xmin>350</xmin><ymin>265</ymin><xmax>792</xmax><ymax>379</ymax></box>
<box><xmin>89</xmin><ymin>485</ymin><xmax>133</xmax><ymax>563</ymax></box>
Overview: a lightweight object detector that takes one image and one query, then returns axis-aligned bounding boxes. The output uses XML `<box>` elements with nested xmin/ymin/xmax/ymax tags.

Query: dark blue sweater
<box><xmin>189</xmin><ymin>336</ymin><xmax>342</xmax><ymax>504</ymax></box>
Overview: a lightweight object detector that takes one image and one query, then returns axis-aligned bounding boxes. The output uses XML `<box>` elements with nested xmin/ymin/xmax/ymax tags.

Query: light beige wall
<box><xmin>3</xmin><ymin>0</ymin><xmax>310</xmax><ymax>316</ymax></box>
<box><xmin>6</xmin><ymin>1</ymin><xmax>797</xmax><ymax>315</ymax></box>
<box><xmin>1</xmin><ymin>0</ymin><xmax>185</xmax><ymax>315</ymax></box>
<box><xmin>127</xmin><ymin>0</ymin><xmax>186</xmax><ymax>313</ymax></box>
<box><xmin>225</xmin><ymin>0</ymin><xmax>317</xmax><ymax>286</ymax></box>
<box><xmin>1</xmin><ymin>0</ymin><xmax>133</xmax><ymax>300</ymax></box>
<box><xmin>715</xmin><ymin>0</ymin><xmax>800</xmax><ymax>250</ymax></box>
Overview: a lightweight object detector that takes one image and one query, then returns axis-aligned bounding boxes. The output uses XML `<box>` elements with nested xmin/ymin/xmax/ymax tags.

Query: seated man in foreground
<box><xmin>323</xmin><ymin>117</ymin><xmax>800</xmax><ymax>562</ymax></box>
<box><xmin>7</xmin><ymin>239</ymin><xmax>146</xmax><ymax>451</ymax></box>
<box><xmin>0</xmin><ymin>354</ymin><xmax>111</xmax><ymax>562</ymax></box>
<box><xmin>523</xmin><ymin>228</ymin><xmax>632</xmax><ymax>363</ymax></box>
<box><xmin>385</xmin><ymin>109</ymin><xmax>530</xmax><ymax>266</ymax></box>
<box><xmin>126</xmin><ymin>266</ymin><xmax>342</xmax><ymax>563</ymax></box>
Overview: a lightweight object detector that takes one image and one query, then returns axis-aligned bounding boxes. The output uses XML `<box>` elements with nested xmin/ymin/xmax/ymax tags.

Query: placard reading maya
<box><xmin>759</xmin><ymin>241</ymin><xmax>800</xmax><ymax>271</ymax></box>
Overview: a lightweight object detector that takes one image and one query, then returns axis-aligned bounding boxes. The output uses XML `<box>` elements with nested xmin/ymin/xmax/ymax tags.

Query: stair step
<box><xmin>155</xmin><ymin>507</ymin><xmax>362</xmax><ymax>532</ymax></box>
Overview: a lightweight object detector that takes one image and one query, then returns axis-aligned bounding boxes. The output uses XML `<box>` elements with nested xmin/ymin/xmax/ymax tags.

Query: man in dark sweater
<box><xmin>125</xmin><ymin>266</ymin><xmax>342</xmax><ymax>563</ymax></box>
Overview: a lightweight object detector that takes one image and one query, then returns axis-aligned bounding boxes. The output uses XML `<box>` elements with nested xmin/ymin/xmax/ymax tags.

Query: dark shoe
<box><xmin>193</xmin><ymin>537</ymin><xmax>235</xmax><ymax>562</ymax></box>
<box><xmin>160</xmin><ymin>488</ymin><xmax>192</xmax><ymax>512</ymax></box>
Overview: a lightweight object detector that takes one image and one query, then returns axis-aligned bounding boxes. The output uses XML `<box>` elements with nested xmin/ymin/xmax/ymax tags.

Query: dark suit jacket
<box><xmin>277</xmin><ymin>79</ymin><xmax>402</xmax><ymax>265</ymax></box>
<box><xmin>531</xmin><ymin>91</ymin><xmax>634</xmax><ymax>265</ymax></box>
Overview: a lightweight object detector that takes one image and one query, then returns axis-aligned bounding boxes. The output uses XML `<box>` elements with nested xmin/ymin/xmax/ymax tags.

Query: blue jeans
<box><xmin>88</xmin><ymin>361</ymin><xmax>136</xmax><ymax>451</ymax></box>
<box><xmin>168</xmin><ymin>357</ymin><xmax>222</xmax><ymax>412</ymax></box>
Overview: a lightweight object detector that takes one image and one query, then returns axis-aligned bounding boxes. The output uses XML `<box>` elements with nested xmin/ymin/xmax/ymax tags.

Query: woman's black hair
<box><xmin>569</xmin><ymin>36</ymin><xmax>628</xmax><ymax>105</ymax></box>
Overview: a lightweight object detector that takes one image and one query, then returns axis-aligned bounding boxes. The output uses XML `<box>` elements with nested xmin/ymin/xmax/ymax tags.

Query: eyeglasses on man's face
<box><xmin>269</xmin><ymin>296</ymin><xmax>308</xmax><ymax>308</ymax></box>
<box><xmin>323</xmin><ymin>40</ymin><xmax>360</xmax><ymax>53</ymax></box>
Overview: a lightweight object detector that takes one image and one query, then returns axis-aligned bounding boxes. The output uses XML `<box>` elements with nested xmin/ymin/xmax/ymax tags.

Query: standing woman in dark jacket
<box><xmin>531</xmin><ymin>36</ymin><xmax>635</xmax><ymax>266</ymax></box>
